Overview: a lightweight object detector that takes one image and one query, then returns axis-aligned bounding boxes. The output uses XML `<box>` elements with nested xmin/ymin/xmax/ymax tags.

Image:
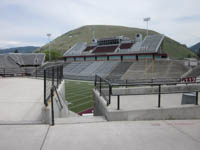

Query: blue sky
<box><xmin>0</xmin><ymin>0</ymin><xmax>200</xmax><ymax>48</ymax></box>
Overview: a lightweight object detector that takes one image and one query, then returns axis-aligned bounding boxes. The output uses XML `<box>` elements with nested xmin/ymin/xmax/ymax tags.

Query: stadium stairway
<box><xmin>55</xmin><ymin>116</ymin><xmax>107</xmax><ymax>125</ymax></box>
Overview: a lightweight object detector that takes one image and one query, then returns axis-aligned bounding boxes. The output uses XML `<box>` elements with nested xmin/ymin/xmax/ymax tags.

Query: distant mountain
<box><xmin>190</xmin><ymin>42</ymin><xmax>200</xmax><ymax>54</ymax></box>
<box><xmin>0</xmin><ymin>46</ymin><xmax>39</xmax><ymax>54</ymax></box>
<box><xmin>38</xmin><ymin>25</ymin><xmax>197</xmax><ymax>58</ymax></box>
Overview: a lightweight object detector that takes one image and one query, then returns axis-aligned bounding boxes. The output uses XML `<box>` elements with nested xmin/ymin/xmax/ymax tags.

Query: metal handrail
<box><xmin>95</xmin><ymin>76</ymin><xmax>199</xmax><ymax>110</ymax></box>
<box><xmin>44</xmin><ymin>65</ymin><xmax>63</xmax><ymax>107</ymax></box>
<box><xmin>50</xmin><ymin>85</ymin><xmax>64</xmax><ymax>126</ymax></box>
<box><xmin>52</xmin><ymin>85</ymin><xmax>63</xmax><ymax>110</ymax></box>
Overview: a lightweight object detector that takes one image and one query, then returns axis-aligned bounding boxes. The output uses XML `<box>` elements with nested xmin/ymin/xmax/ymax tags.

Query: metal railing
<box><xmin>0</xmin><ymin>68</ymin><xmax>25</xmax><ymax>77</ymax></box>
<box><xmin>44</xmin><ymin>65</ymin><xmax>63</xmax><ymax>106</ymax></box>
<box><xmin>0</xmin><ymin>65</ymin><xmax>64</xmax><ymax>126</ymax></box>
<box><xmin>50</xmin><ymin>85</ymin><xmax>64</xmax><ymax>125</ymax></box>
<box><xmin>43</xmin><ymin>65</ymin><xmax>64</xmax><ymax>126</ymax></box>
<box><xmin>0</xmin><ymin>67</ymin><xmax>43</xmax><ymax>78</ymax></box>
<box><xmin>95</xmin><ymin>75</ymin><xmax>112</xmax><ymax>106</ymax></box>
<box><xmin>95</xmin><ymin>75</ymin><xmax>199</xmax><ymax>110</ymax></box>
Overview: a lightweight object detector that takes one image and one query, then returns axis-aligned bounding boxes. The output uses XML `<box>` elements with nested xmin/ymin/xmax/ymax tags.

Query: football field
<box><xmin>65</xmin><ymin>80</ymin><xmax>94</xmax><ymax>113</ymax></box>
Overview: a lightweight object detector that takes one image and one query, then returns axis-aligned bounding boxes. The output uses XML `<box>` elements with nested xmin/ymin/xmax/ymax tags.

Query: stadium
<box><xmin>0</xmin><ymin>32</ymin><xmax>199</xmax><ymax>114</ymax></box>
<box><xmin>0</xmin><ymin>31</ymin><xmax>200</xmax><ymax>150</ymax></box>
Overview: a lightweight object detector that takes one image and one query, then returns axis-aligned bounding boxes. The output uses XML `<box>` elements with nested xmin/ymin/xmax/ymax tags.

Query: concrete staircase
<box><xmin>55</xmin><ymin>116</ymin><xmax>107</xmax><ymax>125</ymax></box>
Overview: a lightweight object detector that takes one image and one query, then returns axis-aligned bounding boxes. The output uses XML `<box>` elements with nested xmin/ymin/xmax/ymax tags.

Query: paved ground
<box><xmin>42</xmin><ymin>120</ymin><xmax>200</xmax><ymax>150</ymax></box>
<box><xmin>0</xmin><ymin>125</ymin><xmax>49</xmax><ymax>150</ymax></box>
<box><xmin>1</xmin><ymin>120</ymin><xmax>199</xmax><ymax>150</ymax></box>
<box><xmin>0</xmin><ymin>77</ymin><xmax>44</xmax><ymax>123</ymax></box>
<box><xmin>108</xmin><ymin>93</ymin><xmax>199</xmax><ymax>111</ymax></box>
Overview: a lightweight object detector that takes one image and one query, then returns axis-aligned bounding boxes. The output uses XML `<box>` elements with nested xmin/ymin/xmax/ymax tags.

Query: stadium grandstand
<box><xmin>63</xmin><ymin>34</ymin><xmax>166</xmax><ymax>61</ymax></box>
<box><xmin>61</xmin><ymin>60</ymin><xmax>189</xmax><ymax>81</ymax></box>
<box><xmin>0</xmin><ymin>53</ymin><xmax>45</xmax><ymax>76</ymax></box>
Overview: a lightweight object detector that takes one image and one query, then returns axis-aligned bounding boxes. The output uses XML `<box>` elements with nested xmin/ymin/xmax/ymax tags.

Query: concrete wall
<box><xmin>94</xmin><ymin>90</ymin><xmax>200</xmax><ymax>121</ymax></box>
<box><xmin>107</xmin><ymin>106</ymin><xmax>200</xmax><ymax>121</ymax></box>
<box><xmin>112</xmin><ymin>84</ymin><xmax>200</xmax><ymax>95</ymax></box>
<box><xmin>53</xmin><ymin>80</ymin><xmax>69</xmax><ymax>118</ymax></box>
<box><xmin>43</xmin><ymin>80</ymin><xmax>69</xmax><ymax>124</ymax></box>
<box><xmin>93</xmin><ymin>89</ymin><xmax>109</xmax><ymax>119</ymax></box>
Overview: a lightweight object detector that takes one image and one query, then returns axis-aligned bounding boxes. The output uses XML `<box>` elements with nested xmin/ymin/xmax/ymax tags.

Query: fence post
<box><xmin>158</xmin><ymin>85</ymin><xmax>161</xmax><ymax>107</ymax></box>
<box><xmin>52</xmin><ymin>67</ymin><xmax>54</xmax><ymax>86</ymax></box>
<box><xmin>196</xmin><ymin>91</ymin><xmax>199</xmax><ymax>105</ymax></box>
<box><xmin>95</xmin><ymin>75</ymin><xmax>97</xmax><ymax>88</ymax></box>
<box><xmin>59</xmin><ymin>66</ymin><xmax>61</xmax><ymax>84</ymax></box>
<box><xmin>51</xmin><ymin>87</ymin><xmax>55</xmax><ymax>126</ymax></box>
<box><xmin>57</xmin><ymin>66</ymin><xmax>59</xmax><ymax>88</ymax></box>
<box><xmin>100</xmin><ymin>77</ymin><xmax>102</xmax><ymax>96</ymax></box>
<box><xmin>117</xmin><ymin>95</ymin><xmax>120</xmax><ymax>110</ymax></box>
<box><xmin>108</xmin><ymin>84</ymin><xmax>112</xmax><ymax>105</ymax></box>
<box><xmin>3</xmin><ymin>68</ymin><xmax>5</xmax><ymax>76</ymax></box>
<box><xmin>126</xmin><ymin>80</ymin><xmax>128</xmax><ymax>88</ymax></box>
<box><xmin>60</xmin><ymin>65</ymin><xmax>63</xmax><ymax>81</ymax></box>
<box><xmin>62</xmin><ymin>65</ymin><xmax>63</xmax><ymax>79</ymax></box>
<box><xmin>44</xmin><ymin>70</ymin><xmax>47</xmax><ymax>106</ymax></box>
<box><xmin>35</xmin><ymin>66</ymin><xmax>37</xmax><ymax>78</ymax></box>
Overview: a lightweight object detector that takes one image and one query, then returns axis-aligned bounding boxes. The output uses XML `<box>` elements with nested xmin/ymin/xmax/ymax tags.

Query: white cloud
<box><xmin>0</xmin><ymin>0</ymin><xmax>200</xmax><ymax>47</ymax></box>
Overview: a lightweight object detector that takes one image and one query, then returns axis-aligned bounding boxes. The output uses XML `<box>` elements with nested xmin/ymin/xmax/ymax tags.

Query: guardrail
<box><xmin>0</xmin><ymin>68</ymin><xmax>25</xmax><ymax>77</ymax></box>
<box><xmin>95</xmin><ymin>75</ymin><xmax>199</xmax><ymax>110</ymax></box>
<box><xmin>50</xmin><ymin>85</ymin><xmax>63</xmax><ymax>125</ymax></box>
<box><xmin>43</xmin><ymin>65</ymin><xmax>64</xmax><ymax>126</ymax></box>
<box><xmin>43</xmin><ymin>65</ymin><xmax>63</xmax><ymax>107</ymax></box>
<box><xmin>95</xmin><ymin>75</ymin><xmax>112</xmax><ymax>106</ymax></box>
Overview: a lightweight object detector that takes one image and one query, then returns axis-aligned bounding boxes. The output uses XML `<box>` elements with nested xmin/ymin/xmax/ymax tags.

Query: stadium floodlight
<box><xmin>143</xmin><ymin>17</ymin><xmax>151</xmax><ymax>36</ymax></box>
<box><xmin>46</xmin><ymin>33</ymin><xmax>51</xmax><ymax>61</ymax></box>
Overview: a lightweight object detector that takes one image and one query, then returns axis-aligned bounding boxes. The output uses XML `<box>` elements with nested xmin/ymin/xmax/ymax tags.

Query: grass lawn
<box><xmin>65</xmin><ymin>80</ymin><xmax>94</xmax><ymax>113</ymax></box>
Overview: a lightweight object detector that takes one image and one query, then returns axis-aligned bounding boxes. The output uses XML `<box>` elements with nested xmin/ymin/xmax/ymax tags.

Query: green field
<box><xmin>65</xmin><ymin>80</ymin><xmax>94</xmax><ymax>113</ymax></box>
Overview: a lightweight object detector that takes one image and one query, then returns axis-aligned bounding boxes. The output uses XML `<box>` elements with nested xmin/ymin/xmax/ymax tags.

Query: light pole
<box><xmin>46</xmin><ymin>33</ymin><xmax>51</xmax><ymax>61</ymax></box>
<box><xmin>143</xmin><ymin>17</ymin><xmax>151</xmax><ymax>36</ymax></box>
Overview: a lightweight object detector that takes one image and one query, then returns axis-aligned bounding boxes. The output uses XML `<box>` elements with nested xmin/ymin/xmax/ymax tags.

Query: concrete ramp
<box><xmin>0</xmin><ymin>78</ymin><xmax>45</xmax><ymax>124</ymax></box>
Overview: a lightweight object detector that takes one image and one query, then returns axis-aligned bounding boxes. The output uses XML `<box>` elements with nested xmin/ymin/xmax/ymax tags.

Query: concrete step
<box><xmin>55</xmin><ymin>116</ymin><xmax>107</xmax><ymax>125</ymax></box>
<box><xmin>0</xmin><ymin>120</ymin><xmax>44</xmax><ymax>125</ymax></box>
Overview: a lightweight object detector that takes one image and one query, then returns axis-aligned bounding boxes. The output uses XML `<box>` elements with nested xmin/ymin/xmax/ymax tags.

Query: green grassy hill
<box><xmin>38</xmin><ymin>25</ymin><xmax>197</xmax><ymax>58</ymax></box>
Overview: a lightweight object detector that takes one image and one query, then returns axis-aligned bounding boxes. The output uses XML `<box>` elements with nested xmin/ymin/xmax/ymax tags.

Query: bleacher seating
<box><xmin>120</xmin><ymin>43</ymin><xmax>133</xmax><ymax>49</ymax></box>
<box><xmin>8</xmin><ymin>53</ymin><xmax>45</xmax><ymax>66</ymax></box>
<box><xmin>62</xmin><ymin>61</ymin><xmax>119</xmax><ymax>80</ymax></box>
<box><xmin>94</xmin><ymin>61</ymin><xmax>119</xmax><ymax>77</ymax></box>
<box><xmin>121</xmin><ymin>60</ymin><xmax>188</xmax><ymax>80</ymax></box>
<box><xmin>63</xmin><ymin>42</ymin><xmax>87</xmax><ymax>56</ymax></box>
<box><xmin>140</xmin><ymin>34</ymin><xmax>164</xmax><ymax>52</ymax></box>
<box><xmin>63</xmin><ymin>62</ymin><xmax>93</xmax><ymax>76</ymax></box>
<box><xmin>63</xmin><ymin>62</ymin><xmax>81</xmax><ymax>74</ymax></box>
<box><xmin>20</xmin><ymin>54</ymin><xmax>36</xmax><ymax>65</ymax></box>
<box><xmin>184</xmin><ymin>65</ymin><xmax>200</xmax><ymax>77</ymax></box>
<box><xmin>8</xmin><ymin>53</ymin><xmax>23</xmax><ymax>65</ymax></box>
<box><xmin>0</xmin><ymin>54</ymin><xmax>22</xmax><ymax>76</ymax></box>
<box><xmin>83</xmin><ymin>46</ymin><xmax>96</xmax><ymax>52</ymax></box>
<box><xmin>106</xmin><ymin>62</ymin><xmax>132</xmax><ymax>80</ymax></box>
<box><xmin>0</xmin><ymin>54</ymin><xmax>19</xmax><ymax>68</ymax></box>
<box><xmin>79</xmin><ymin>62</ymin><xmax>104</xmax><ymax>76</ymax></box>
<box><xmin>35</xmin><ymin>53</ymin><xmax>45</xmax><ymax>65</ymax></box>
<box><xmin>92</xmin><ymin>46</ymin><xmax>118</xmax><ymax>53</ymax></box>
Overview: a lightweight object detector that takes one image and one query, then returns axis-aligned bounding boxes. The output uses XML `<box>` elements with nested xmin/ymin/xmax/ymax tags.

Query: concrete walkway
<box><xmin>0</xmin><ymin>77</ymin><xmax>44</xmax><ymax>124</ymax></box>
<box><xmin>0</xmin><ymin>120</ymin><xmax>200</xmax><ymax>150</ymax></box>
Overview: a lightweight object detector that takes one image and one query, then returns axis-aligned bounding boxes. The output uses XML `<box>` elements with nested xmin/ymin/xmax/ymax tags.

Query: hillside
<box><xmin>0</xmin><ymin>46</ymin><xmax>39</xmax><ymax>54</ymax></box>
<box><xmin>190</xmin><ymin>42</ymin><xmax>200</xmax><ymax>54</ymax></box>
<box><xmin>38</xmin><ymin>25</ymin><xmax>196</xmax><ymax>58</ymax></box>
